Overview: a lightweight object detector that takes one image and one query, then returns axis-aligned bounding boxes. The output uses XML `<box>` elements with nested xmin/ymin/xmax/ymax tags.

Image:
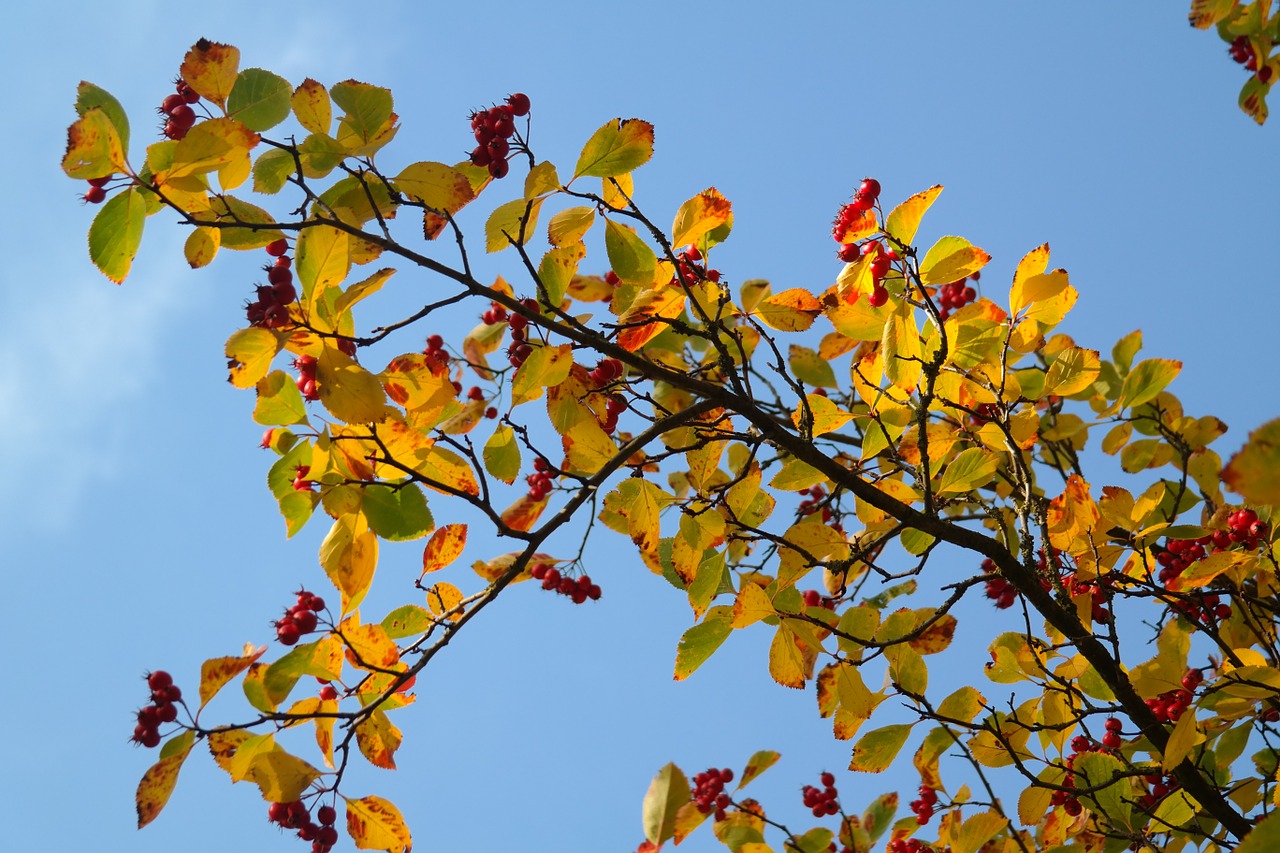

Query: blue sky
<box><xmin>1</xmin><ymin>3</ymin><xmax>1277</xmax><ymax>852</ymax></box>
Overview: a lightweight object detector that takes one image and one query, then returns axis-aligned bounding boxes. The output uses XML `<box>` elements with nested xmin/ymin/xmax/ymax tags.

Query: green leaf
<box><xmin>1118</xmin><ymin>358</ymin><xmax>1181</xmax><ymax>410</ymax></box>
<box><xmin>485</xmin><ymin>197</ymin><xmax>544</xmax><ymax>253</ymax></box>
<box><xmin>788</xmin><ymin>345</ymin><xmax>837</xmax><ymax>388</ymax></box>
<box><xmin>330</xmin><ymin>80</ymin><xmax>393</xmax><ymax>142</ymax></box>
<box><xmin>483</xmin><ymin>425</ymin><xmax>520</xmax><ymax>484</ymax></box>
<box><xmin>849</xmin><ymin>724</ymin><xmax>913</xmax><ymax>773</ymax></box>
<box><xmin>604</xmin><ymin>219</ymin><xmax>657</xmax><ymax>286</ymax></box>
<box><xmin>62</xmin><ymin>108</ymin><xmax>126</xmax><ymax>179</ymax></box>
<box><xmin>674</xmin><ymin>606</ymin><xmax>733</xmax><ymax>680</ymax></box>
<box><xmin>574</xmin><ymin>118</ymin><xmax>655</xmax><ymax>179</ymax></box>
<box><xmin>936</xmin><ymin>447</ymin><xmax>999</xmax><ymax>495</ymax></box>
<box><xmin>254</xmin><ymin>370</ymin><xmax>309</xmax><ymax>426</ymax></box>
<box><xmin>1073</xmin><ymin>751</ymin><xmax>1133</xmax><ymax>830</ymax></box>
<box><xmin>88</xmin><ymin>187</ymin><xmax>146</xmax><ymax>283</ymax></box>
<box><xmin>642</xmin><ymin>762</ymin><xmax>690</xmax><ymax>845</ymax></box>
<box><xmin>252</xmin><ymin>147</ymin><xmax>294</xmax><ymax>194</ymax></box>
<box><xmin>381</xmin><ymin>604</ymin><xmax>433</xmax><ymax>639</ymax></box>
<box><xmin>361</xmin><ymin>482</ymin><xmax>434</xmax><ymax>541</ymax></box>
<box><xmin>861</xmin><ymin>792</ymin><xmax>899</xmax><ymax>842</ymax></box>
<box><xmin>227</xmin><ymin>68</ymin><xmax>293</xmax><ymax>131</ymax></box>
<box><xmin>76</xmin><ymin>82</ymin><xmax>129</xmax><ymax>152</ymax></box>
<box><xmin>1236</xmin><ymin>803</ymin><xmax>1280</xmax><ymax>853</ymax></box>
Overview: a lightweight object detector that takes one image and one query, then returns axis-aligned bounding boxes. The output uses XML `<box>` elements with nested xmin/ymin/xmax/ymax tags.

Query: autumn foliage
<box><xmin>65</xmin><ymin>25</ymin><xmax>1280</xmax><ymax>853</ymax></box>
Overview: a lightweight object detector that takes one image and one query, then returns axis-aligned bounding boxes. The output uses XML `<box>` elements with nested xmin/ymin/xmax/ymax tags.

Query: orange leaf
<box><xmin>907</xmin><ymin>614</ymin><xmax>957</xmax><ymax>655</ymax></box>
<box><xmin>198</xmin><ymin>644</ymin><xmax>267</xmax><ymax>709</ymax></box>
<box><xmin>346</xmin><ymin>795</ymin><xmax>412</xmax><ymax>853</ymax></box>
<box><xmin>136</xmin><ymin>731</ymin><xmax>195</xmax><ymax>828</ymax></box>
<box><xmin>180</xmin><ymin>39</ymin><xmax>240</xmax><ymax>108</ymax></box>
<box><xmin>617</xmin><ymin>288</ymin><xmax>686</xmax><ymax>352</ymax></box>
<box><xmin>341</xmin><ymin>621</ymin><xmax>401</xmax><ymax>671</ymax></box>
<box><xmin>755</xmin><ymin>288</ymin><xmax>822</xmax><ymax>332</ymax></box>
<box><xmin>356</xmin><ymin>710</ymin><xmax>402</xmax><ymax>770</ymax></box>
<box><xmin>421</xmin><ymin>523</ymin><xmax>467</xmax><ymax>574</ymax></box>
<box><xmin>501</xmin><ymin>492</ymin><xmax>549</xmax><ymax>532</ymax></box>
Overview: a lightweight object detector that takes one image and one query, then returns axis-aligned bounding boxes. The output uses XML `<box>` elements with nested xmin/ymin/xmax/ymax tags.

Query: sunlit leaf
<box><xmin>675</xmin><ymin>606</ymin><xmax>733</xmax><ymax>680</ymax></box>
<box><xmin>88</xmin><ymin>187</ymin><xmax>146</xmax><ymax>282</ymax></box>
<box><xmin>199</xmin><ymin>645</ymin><xmax>267</xmax><ymax>709</ymax></box>
<box><xmin>1223</xmin><ymin>417</ymin><xmax>1280</xmax><ymax>506</ymax></box>
<box><xmin>849</xmin><ymin>724</ymin><xmax>912</xmax><ymax>773</ymax></box>
<box><xmin>421</xmin><ymin>523</ymin><xmax>467</xmax><ymax>574</ymax></box>
<box><xmin>136</xmin><ymin>730</ymin><xmax>195</xmax><ymax>828</ymax></box>
<box><xmin>346</xmin><ymin>795</ymin><xmax>412</xmax><ymax>853</ymax></box>
<box><xmin>642</xmin><ymin>762</ymin><xmax>690</xmax><ymax>845</ymax></box>
<box><xmin>180</xmin><ymin>39</ymin><xmax>240</xmax><ymax>108</ymax></box>
<box><xmin>883</xmin><ymin>185</ymin><xmax>942</xmax><ymax>246</ymax></box>
<box><xmin>755</xmin><ymin>288</ymin><xmax>822</xmax><ymax>332</ymax></box>
<box><xmin>574</xmin><ymin>118</ymin><xmax>655</xmax><ymax>179</ymax></box>
<box><xmin>291</xmin><ymin>78</ymin><xmax>332</xmax><ymax>135</ymax></box>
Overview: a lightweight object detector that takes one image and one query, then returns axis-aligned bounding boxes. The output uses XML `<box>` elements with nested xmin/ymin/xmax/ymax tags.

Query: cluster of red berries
<box><xmin>423</xmin><ymin>334</ymin><xmax>450</xmax><ymax>372</ymax></box>
<box><xmin>1145</xmin><ymin>669</ymin><xmax>1202</xmax><ymax>723</ymax></box>
<box><xmin>530</xmin><ymin>563</ymin><xmax>601</xmax><ymax>603</ymax></box>
<box><xmin>456</xmin><ymin>383</ymin><xmax>498</xmax><ymax>420</ymax></box>
<box><xmin>1138</xmin><ymin>772</ymin><xmax>1182</xmax><ymax>811</ymax></box>
<box><xmin>599</xmin><ymin>393</ymin><xmax>628</xmax><ymax>435</ymax></box>
<box><xmin>526</xmin><ymin>456</ymin><xmax>554</xmax><ymax>500</ymax></box>
<box><xmin>1062</xmin><ymin>571</ymin><xmax>1113</xmax><ymax>625</ymax></box>
<box><xmin>801</xmin><ymin>772</ymin><xmax>840</xmax><ymax>817</ymax></box>
<box><xmin>670</xmin><ymin>245</ymin><xmax>722</xmax><ymax>286</ymax></box>
<box><xmin>934</xmin><ymin>272</ymin><xmax>979</xmax><ymax>319</ymax></box>
<box><xmin>910</xmin><ymin>785</ymin><xmax>938</xmax><ymax>825</ymax></box>
<box><xmin>506</xmin><ymin>298</ymin><xmax>541</xmax><ymax>368</ymax></box>
<box><xmin>246</xmin><ymin>239</ymin><xmax>296</xmax><ymax>329</ymax></box>
<box><xmin>268</xmin><ymin>800</ymin><xmax>339</xmax><ymax>853</ymax></box>
<box><xmin>797</xmin><ymin>485</ymin><xmax>834</xmax><ymax>522</ymax></box>
<box><xmin>276</xmin><ymin>589</ymin><xmax>326</xmax><ymax>645</ymax></box>
<box><xmin>1228</xmin><ymin>35</ymin><xmax>1273</xmax><ymax>81</ymax></box>
<box><xmin>158</xmin><ymin>77</ymin><xmax>201</xmax><ymax>141</ymax></box>
<box><xmin>588</xmin><ymin>358</ymin><xmax>623</xmax><ymax>386</ymax></box>
<box><xmin>82</xmin><ymin>175</ymin><xmax>112</xmax><ymax>204</ymax></box>
<box><xmin>480</xmin><ymin>300</ymin><xmax>509</xmax><ymax>326</ymax></box>
<box><xmin>293</xmin><ymin>464</ymin><xmax>316</xmax><ymax>492</ymax></box>
<box><xmin>132</xmin><ymin>670</ymin><xmax>182</xmax><ymax>749</ymax></box>
<box><xmin>831</xmin><ymin>178</ymin><xmax>882</xmax><ymax>240</ymax></box>
<box><xmin>1160</xmin><ymin>510</ymin><xmax>1268</xmax><ymax>588</ymax></box>
<box><xmin>691</xmin><ymin>768</ymin><xmax>734</xmax><ymax>821</ymax></box>
<box><xmin>801</xmin><ymin>589</ymin><xmax>837</xmax><ymax>611</ymax></box>
<box><xmin>467</xmin><ymin>93</ymin><xmax>529</xmax><ymax>179</ymax></box>
<box><xmin>292</xmin><ymin>354</ymin><xmax>319</xmax><ymax>401</ymax></box>
<box><xmin>888</xmin><ymin>840</ymin><xmax>935</xmax><ymax>853</ymax></box>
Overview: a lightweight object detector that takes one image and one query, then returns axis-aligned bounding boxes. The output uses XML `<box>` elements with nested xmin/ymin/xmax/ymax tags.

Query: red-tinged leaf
<box><xmin>849</xmin><ymin>724</ymin><xmax>913</xmax><ymax>773</ymax></box>
<box><xmin>672</xmin><ymin>187</ymin><xmax>733</xmax><ymax>250</ymax></box>
<box><xmin>180</xmin><ymin>39</ymin><xmax>240</xmax><ymax>107</ymax></box>
<box><xmin>833</xmin><ymin>207</ymin><xmax>878</xmax><ymax>243</ymax></box>
<box><xmin>500</xmin><ymin>492</ymin><xmax>549</xmax><ymax>532</ymax></box>
<box><xmin>906</xmin><ymin>615</ymin><xmax>957</xmax><ymax>655</ymax></box>
<box><xmin>421</xmin><ymin>523</ymin><xmax>467</xmax><ymax>574</ymax></box>
<box><xmin>470</xmin><ymin>551</ymin><xmax>559</xmax><ymax>583</ymax></box>
<box><xmin>755</xmin><ymin>288</ymin><xmax>822</xmax><ymax>332</ymax></box>
<box><xmin>136</xmin><ymin>730</ymin><xmax>195</xmax><ymax>827</ymax></box>
<box><xmin>342</xmin><ymin>621</ymin><xmax>401</xmax><ymax>671</ymax></box>
<box><xmin>357</xmin><ymin>709</ymin><xmax>402</xmax><ymax>769</ymax></box>
<box><xmin>642</xmin><ymin>762</ymin><xmax>690</xmax><ymax>846</ymax></box>
<box><xmin>199</xmin><ymin>645</ymin><xmax>267</xmax><ymax>709</ymax></box>
<box><xmin>379</xmin><ymin>352</ymin><xmax>455</xmax><ymax>411</ymax></box>
<box><xmin>574</xmin><ymin>118</ymin><xmax>655</xmax><ymax>179</ymax></box>
<box><xmin>1223</xmin><ymin>417</ymin><xmax>1280</xmax><ymax>505</ymax></box>
<box><xmin>675</xmin><ymin>606</ymin><xmax>733</xmax><ymax>680</ymax></box>
<box><xmin>346</xmin><ymin>795</ymin><xmax>412</xmax><ymax>853</ymax></box>
<box><xmin>737</xmin><ymin>750</ymin><xmax>781</xmax><ymax>790</ymax></box>
<box><xmin>292</xmin><ymin>78</ymin><xmax>331</xmax><ymax>135</ymax></box>
<box><xmin>617</xmin><ymin>288</ymin><xmax>686</xmax><ymax>352</ymax></box>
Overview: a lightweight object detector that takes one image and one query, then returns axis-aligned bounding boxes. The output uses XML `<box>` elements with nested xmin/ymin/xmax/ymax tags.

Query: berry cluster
<box><xmin>1145</xmin><ymin>668</ymin><xmax>1201</xmax><ymax>723</ymax></box>
<box><xmin>801</xmin><ymin>772</ymin><xmax>840</xmax><ymax>817</ymax></box>
<box><xmin>831</xmin><ymin>178</ymin><xmax>882</xmax><ymax>241</ymax></box>
<box><xmin>797</xmin><ymin>485</ymin><xmax>833</xmax><ymax>522</ymax></box>
<box><xmin>423</xmin><ymin>334</ymin><xmax>450</xmax><ymax>372</ymax></box>
<box><xmin>910</xmin><ymin>785</ymin><xmax>938</xmax><ymax>825</ymax></box>
<box><xmin>888</xmin><ymin>840</ymin><xmax>935</xmax><ymax>853</ymax></box>
<box><xmin>293</xmin><ymin>464</ymin><xmax>316</xmax><ymax>492</ymax></box>
<box><xmin>530</xmin><ymin>563</ymin><xmax>601</xmax><ymax>604</ymax></box>
<box><xmin>457</xmin><ymin>382</ymin><xmax>498</xmax><ymax>420</ymax></box>
<box><xmin>276</xmin><ymin>589</ymin><xmax>326</xmax><ymax>645</ymax></box>
<box><xmin>588</xmin><ymin>358</ymin><xmax>623</xmax><ymax>387</ymax></box>
<box><xmin>292</xmin><ymin>355</ymin><xmax>319</xmax><ymax>401</ymax></box>
<box><xmin>1062</xmin><ymin>571</ymin><xmax>1113</xmax><ymax>625</ymax></box>
<box><xmin>267</xmin><ymin>800</ymin><xmax>340</xmax><ymax>853</ymax></box>
<box><xmin>526</xmin><ymin>456</ymin><xmax>554</xmax><ymax>500</ymax></box>
<box><xmin>132</xmin><ymin>670</ymin><xmax>182</xmax><ymax>749</ymax></box>
<box><xmin>1160</xmin><ymin>510</ymin><xmax>1267</xmax><ymax>586</ymax></box>
<box><xmin>934</xmin><ymin>271</ymin><xmax>979</xmax><ymax>319</ymax></box>
<box><xmin>599</xmin><ymin>393</ymin><xmax>628</xmax><ymax>435</ymax></box>
<box><xmin>670</xmin><ymin>245</ymin><xmax>721</xmax><ymax>286</ymax></box>
<box><xmin>1228</xmin><ymin>35</ymin><xmax>1273</xmax><ymax>82</ymax></box>
<box><xmin>506</xmin><ymin>298</ymin><xmax>541</xmax><ymax>368</ymax></box>
<box><xmin>1138</xmin><ymin>772</ymin><xmax>1182</xmax><ymax>811</ymax></box>
<box><xmin>468</xmin><ymin>93</ymin><xmax>529</xmax><ymax>179</ymax></box>
<box><xmin>691</xmin><ymin>767</ymin><xmax>734</xmax><ymax>821</ymax></box>
<box><xmin>82</xmin><ymin>175</ymin><xmax>111</xmax><ymax>204</ymax></box>
<box><xmin>246</xmin><ymin>239</ymin><xmax>296</xmax><ymax>329</ymax></box>
<box><xmin>158</xmin><ymin>77</ymin><xmax>201</xmax><ymax>140</ymax></box>
<box><xmin>801</xmin><ymin>589</ymin><xmax>837</xmax><ymax>611</ymax></box>
<box><xmin>480</xmin><ymin>300</ymin><xmax>508</xmax><ymax>326</ymax></box>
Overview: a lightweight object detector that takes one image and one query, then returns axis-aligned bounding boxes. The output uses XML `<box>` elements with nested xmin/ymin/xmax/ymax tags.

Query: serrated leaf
<box><xmin>675</xmin><ymin>606</ymin><xmax>733</xmax><ymax>680</ymax></box>
<box><xmin>357</xmin><ymin>710</ymin><xmax>402</xmax><ymax>769</ymax></box>
<box><xmin>849</xmin><ymin>724</ymin><xmax>912</xmax><ymax>773</ymax></box>
<box><xmin>955</xmin><ymin>809</ymin><xmax>1007</xmax><ymax>853</ymax></box>
<box><xmin>136</xmin><ymin>730</ymin><xmax>195</xmax><ymax>828</ymax></box>
<box><xmin>1118</xmin><ymin>358</ymin><xmax>1181</xmax><ymax>410</ymax></box>
<box><xmin>199</xmin><ymin>645</ymin><xmax>267</xmax><ymax>709</ymax></box>
<box><xmin>381</xmin><ymin>604</ymin><xmax>433</xmax><ymax>639</ymax></box>
<box><xmin>738</xmin><ymin>750</ymin><xmax>781</xmax><ymax>789</ymax></box>
<box><xmin>227</xmin><ymin>68</ymin><xmax>292</xmax><ymax>131</ymax></box>
<box><xmin>789</xmin><ymin>345</ymin><xmax>838</xmax><ymax>387</ymax></box>
<box><xmin>486</xmin><ymin>196</ymin><xmax>544</xmax><ymax>252</ymax></box>
<box><xmin>883</xmin><ymin>185</ymin><xmax>942</xmax><ymax>246</ymax></box>
<box><xmin>331</xmin><ymin>80</ymin><xmax>393</xmax><ymax>144</ymax></box>
<box><xmin>919</xmin><ymin>235</ymin><xmax>990</xmax><ymax>286</ymax></box>
<box><xmin>395</xmin><ymin>161</ymin><xmax>473</xmax><ymax>214</ymax></box>
<box><xmin>75</xmin><ymin>82</ymin><xmax>130</xmax><ymax>152</ymax></box>
<box><xmin>226</xmin><ymin>326</ymin><xmax>281</xmax><ymax>389</ymax></box>
<box><xmin>88</xmin><ymin>187</ymin><xmax>146</xmax><ymax>282</ymax></box>
<box><xmin>362</xmin><ymin>482</ymin><xmax>433</xmax><ymax>541</ymax></box>
<box><xmin>292</xmin><ymin>78</ymin><xmax>331</xmax><ymax>135</ymax></box>
<box><xmin>605</xmin><ymin>219</ymin><xmax>657</xmax><ymax>286</ymax></box>
<box><xmin>643</xmin><ymin>762</ymin><xmax>691</xmax><ymax>845</ymax></box>
<box><xmin>247</xmin><ymin>748</ymin><xmax>322</xmax><ymax>802</ymax></box>
<box><xmin>1223</xmin><ymin>417</ymin><xmax>1280</xmax><ymax>506</ymax></box>
<box><xmin>672</xmin><ymin>187</ymin><xmax>732</xmax><ymax>249</ymax></box>
<box><xmin>317</xmin><ymin>348</ymin><xmax>389</xmax><ymax>424</ymax></box>
<box><xmin>548</xmin><ymin>206</ymin><xmax>596</xmax><ymax>246</ymax></box>
<box><xmin>346</xmin><ymin>795</ymin><xmax>411</xmax><ymax>852</ymax></box>
<box><xmin>1043</xmin><ymin>346</ymin><xmax>1101</xmax><ymax>396</ymax></box>
<box><xmin>254</xmin><ymin>370</ymin><xmax>309</xmax><ymax>426</ymax></box>
<box><xmin>1162</xmin><ymin>707</ymin><xmax>1204</xmax><ymax>772</ymax></box>
<box><xmin>936</xmin><ymin>447</ymin><xmax>999</xmax><ymax>494</ymax></box>
<box><xmin>755</xmin><ymin>288</ymin><xmax>822</xmax><ymax>332</ymax></box>
<box><xmin>574</xmin><ymin>118</ymin><xmax>655</xmax><ymax>178</ymax></box>
<box><xmin>792</xmin><ymin>394</ymin><xmax>855</xmax><ymax>438</ymax></box>
<box><xmin>181</xmin><ymin>39</ymin><xmax>239</xmax><ymax>107</ymax></box>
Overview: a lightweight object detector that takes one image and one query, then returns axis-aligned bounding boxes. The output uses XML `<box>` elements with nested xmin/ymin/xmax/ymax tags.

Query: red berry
<box><xmin>266</xmin><ymin>238</ymin><xmax>289</xmax><ymax>257</ymax></box>
<box><xmin>319</xmin><ymin>685</ymin><xmax>338</xmax><ymax>701</ymax></box>
<box><xmin>820</xmin><ymin>772</ymin><xmax>835</xmax><ymax>787</ymax></box>
<box><xmin>317</xmin><ymin>826</ymin><xmax>339</xmax><ymax>845</ymax></box>
<box><xmin>84</xmin><ymin>185</ymin><xmax>107</xmax><ymax>204</ymax></box>
<box><xmin>836</xmin><ymin>243</ymin><xmax>859</xmax><ymax>263</ymax></box>
<box><xmin>317</xmin><ymin>805</ymin><xmax>337</xmax><ymax>826</ymax></box>
<box><xmin>156</xmin><ymin>702</ymin><xmax>179</xmax><ymax>723</ymax></box>
<box><xmin>856</xmin><ymin>178</ymin><xmax>881</xmax><ymax>203</ymax></box>
<box><xmin>426</xmin><ymin>334</ymin><xmax>444</xmax><ymax>351</ymax></box>
<box><xmin>168</xmin><ymin>104</ymin><xmax>196</xmax><ymax>127</ymax></box>
<box><xmin>180</xmin><ymin>85</ymin><xmax>201</xmax><ymax>104</ymax></box>
<box><xmin>277</xmin><ymin>621</ymin><xmax>301</xmax><ymax>645</ymax></box>
<box><xmin>489</xmin><ymin>158</ymin><xmax>510</xmax><ymax>179</ymax></box>
<box><xmin>467</xmin><ymin>386</ymin><xmax>485</xmax><ymax>401</ymax></box>
<box><xmin>292</xmin><ymin>609</ymin><xmax>318</xmax><ymax>634</ymax></box>
<box><xmin>868</xmin><ymin>285</ymin><xmax>889</xmax><ymax>307</ymax></box>
<box><xmin>147</xmin><ymin>671</ymin><xmax>173</xmax><ymax>691</ymax></box>
<box><xmin>268</xmin><ymin>802</ymin><xmax>290</xmax><ymax>824</ymax></box>
<box><xmin>506</xmin><ymin>93</ymin><xmax>531</xmax><ymax>116</ymax></box>
<box><xmin>485</xmin><ymin>406</ymin><xmax>498</xmax><ymax>419</ymax></box>
<box><xmin>160</xmin><ymin>93</ymin><xmax>185</xmax><ymax>114</ymax></box>
<box><xmin>308</xmin><ymin>594</ymin><xmax>326</xmax><ymax>612</ymax></box>
<box><xmin>140</xmin><ymin>729</ymin><xmax>161</xmax><ymax>748</ymax></box>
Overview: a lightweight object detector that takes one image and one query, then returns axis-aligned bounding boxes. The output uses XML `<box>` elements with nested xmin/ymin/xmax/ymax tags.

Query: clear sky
<box><xmin>1</xmin><ymin>3</ymin><xmax>1276</xmax><ymax>852</ymax></box>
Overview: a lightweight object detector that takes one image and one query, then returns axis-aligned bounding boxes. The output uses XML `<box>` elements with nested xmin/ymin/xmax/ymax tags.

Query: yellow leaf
<box><xmin>1043</xmin><ymin>346</ymin><xmax>1101</xmax><ymax>397</ymax></box>
<box><xmin>317</xmin><ymin>348</ymin><xmax>389</xmax><ymax>424</ymax></box>
<box><xmin>548</xmin><ymin>206</ymin><xmax>596</xmax><ymax>246</ymax></box>
<box><xmin>426</xmin><ymin>581</ymin><xmax>464</xmax><ymax>622</ymax></box>
<box><xmin>574</xmin><ymin>118</ymin><xmax>655</xmax><ymax>179</ymax></box>
<box><xmin>616</xmin><ymin>287</ymin><xmax>685</xmax><ymax>352</ymax></box>
<box><xmin>356</xmin><ymin>710</ymin><xmax>402</xmax><ymax>770</ymax></box>
<box><xmin>165</xmin><ymin>117</ymin><xmax>259</xmax><ymax>182</ymax></box>
<box><xmin>512</xmin><ymin>344</ymin><xmax>574</xmax><ymax>406</ymax></box>
<box><xmin>247</xmin><ymin>748</ymin><xmax>322</xmax><ymax>802</ymax></box>
<box><xmin>291</xmin><ymin>78</ymin><xmax>331</xmax><ymax>135</ymax></box>
<box><xmin>62</xmin><ymin>108</ymin><xmax>126</xmax><ymax>179</ymax></box>
<box><xmin>849</xmin><ymin>724</ymin><xmax>912</xmax><ymax>773</ymax></box>
<box><xmin>346</xmin><ymin>795</ymin><xmax>412</xmax><ymax>853</ymax></box>
<box><xmin>297</xmin><ymin>224</ymin><xmax>351</xmax><ymax>308</ymax></box>
<box><xmin>732</xmin><ymin>582</ymin><xmax>776</xmax><ymax>628</ymax></box>
<box><xmin>1162</xmin><ymin>708</ymin><xmax>1204</xmax><ymax>773</ymax></box>
<box><xmin>1046</xmin><ymin>474</ymin><xmax>1099</xmax><ymax>552</ymax></box>
<box><xmin>500</xmin><ymin>492</ymin><xmax>549</xmax><ymax>532</ymax></box>
<box><xmin>485</xmin><ymin>196</ymin><xmax>545</xmax><ymax>252</ymax></box>
<box><xmin>226</xmin><ymin>327</ymin><xmax>281</xmax><ymax>389</ymax></box>
<box><xmin>199</xmin><ymin>645</ymin><xmax>267</xmax><ymax>709</ymax></box>
<box><xmin>1118</xmin><ymin>358</ymin><xmax>1182</xmax><ymax>410</ymax></box>
<box><xmin>524</xmin><ymin>160</ymin><xmax>560</xmax><ymax>198</ymax></box>
<box><xmin>379</xmin><ymin>352</ymin><xmax>455</xmax><ymax>412</ymax></box>
<box><xmin>180</xmin><ymin>39</ymin><xmax>240</xmax><ymax>108</ymax></box>
<box><xmin>184</xmin><ymin>226</ymin><xmax>220</xmax><ymax>268</ymax></box>
<box><xmin>1167</xmin><ymin>550</ymin><xmax>1255</xmax><ymax>592</ymax></box>
<box><xmin>769</xmin><ymin>622</ymin><xmax>808</xmax><ymax>689</ymax></box>
<box><xmin>882</xmin><ymin>298</ymin><xmax>922</xmax><ymax>391</ymax></box>
<box><xmin>1223</xmin><ymin>417</ymin><xmax>1280</xmax><ymax>506</ymax></box>
<box><xmin>936</xmin><ymin>447</ymin><xmax>999</xmax><ymax>495</ymax></box>
<box><xmin>755</xmin><ymin>288</ymin><xmax>822</xmax><ymax>332</ymax></box>
<box><xmin>792</xmin><ymin>394</ymin><xmax>856</xmax><ymax>438</ymax></box>
<box><xmin>919</xmin><ymin>235</ymin><xmax>990</xmax><ymax>286</ymax></box>
<box><xmin>955</xmin><ymin>809</ymin><xmax>1007</xmax><ymax>853</ymax></box>
<box><xmin>642</xmin><ymin>763</ymin><xmax>691</xmax><ymax>846</ymax></box>
<box><xmin>672</xmin><ymin>187</ymin><xmax>733</xmax><ymax>249</ymax></box>
<box><xmin>420</xmin><ymin>523</ymin><xmax>467</xmax><ymax>574</ymax></box>
<box><xmin>394</xmin><ymin>161</ymin><xmax>473</xmax><ymax>214</ymax></box>
<box><xmin>1189</xmin><ymin>0</ymin><xmax>1240</xmax><ymax>28</ymax></box>
<box><xmin>136</xmin><ymin>731</ymin><xmax>195</xmax><ymax>828</ymax></box>
<box><xmin>883</xmin><ymin>185</ymin><xmax>942</xmax><ymax>246</ymax></box>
